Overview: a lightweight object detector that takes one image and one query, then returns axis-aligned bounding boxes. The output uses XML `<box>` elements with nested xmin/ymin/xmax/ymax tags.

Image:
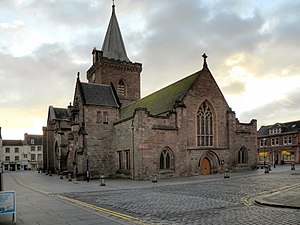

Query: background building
<box><xmin>257</xmin><ymin>120</ymin><xmax>300</xmax><ymax>165</ymax></box>
<box><xmin>0</xmin><ymin>127</ymin><xmax>43</xmax><ymax>170</ymax></box>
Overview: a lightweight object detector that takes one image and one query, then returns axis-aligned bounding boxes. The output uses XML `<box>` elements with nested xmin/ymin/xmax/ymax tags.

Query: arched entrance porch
<box><xmin>199</xmin><ymin>151</ymin><xmax>220</xmax><ymax>175</ymax></box>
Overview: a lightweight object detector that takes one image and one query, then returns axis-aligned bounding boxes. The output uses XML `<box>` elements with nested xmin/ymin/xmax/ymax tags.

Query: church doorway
<box><xmin>200</xmin><ymin>157</ymin><xmax>211</xmax><ymax>175</ymax></box>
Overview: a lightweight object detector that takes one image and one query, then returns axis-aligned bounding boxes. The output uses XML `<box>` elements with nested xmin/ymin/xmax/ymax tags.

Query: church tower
<box><xmin>86</xmin><ymin>3</ymin><xmax>142</xmax><ymax>106</ymax></box>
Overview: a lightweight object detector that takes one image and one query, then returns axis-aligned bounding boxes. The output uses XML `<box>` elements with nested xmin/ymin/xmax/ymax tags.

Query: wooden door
<box><xmin>200</xmin><ymin>157</ymin><xmax>211</xmax><ymax>175</ymax></box>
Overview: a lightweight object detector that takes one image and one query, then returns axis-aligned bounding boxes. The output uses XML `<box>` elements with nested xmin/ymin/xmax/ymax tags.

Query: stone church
<box><xmin>43</xmin><ymin>4</ymin><xmax>257</xmax><ymax>180</ymax></box>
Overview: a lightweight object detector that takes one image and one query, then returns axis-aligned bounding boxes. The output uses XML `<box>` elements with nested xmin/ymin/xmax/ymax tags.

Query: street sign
<box><xmin>0</xmin><ymin>190</ymin><xmax>17</xmax><ymax>223</ymax></box>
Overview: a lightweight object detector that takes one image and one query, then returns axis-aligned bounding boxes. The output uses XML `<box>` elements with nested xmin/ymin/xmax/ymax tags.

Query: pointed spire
<box><xmin>202</xmin><ymin>53</ymin><xmax>208</xmax><ymax>68</ymax></box>
<box><xmin>101</xmin><ymin>3</ymin><xmax>130</xmax><ymax>62</ymax></box>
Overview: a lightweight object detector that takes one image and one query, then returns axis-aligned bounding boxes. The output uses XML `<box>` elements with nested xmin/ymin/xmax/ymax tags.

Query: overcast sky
<box><xmin>1</xmin><ymin>0</ymin><xmax>300</xmax><ymax>139</ymax></box>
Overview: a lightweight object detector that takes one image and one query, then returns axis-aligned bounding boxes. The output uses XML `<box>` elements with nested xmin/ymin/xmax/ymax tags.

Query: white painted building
<box><xmin>0</xmin><ymin>128</ymin><xmax>43</xmax><ymax>170</ymax></box>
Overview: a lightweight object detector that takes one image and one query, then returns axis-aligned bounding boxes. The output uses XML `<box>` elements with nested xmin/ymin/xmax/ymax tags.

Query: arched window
<box><xmin>238</xmin><ymin>147</ymin><xmax>247</xmax><ymax>164</ymax></box>
<box><xmin>159</xmin><ymin>148</ymin><xmax>174</xmax><ymax>170</ymax></box>
<box><xmin>197</xmin><ymin>101</ymin><xmax>213</xmax><ymax>147</ymax></box>
<box><xmin>118</xmin><ymin>80</ymin><xmax>126</xmax><ymax>96</ymax></box>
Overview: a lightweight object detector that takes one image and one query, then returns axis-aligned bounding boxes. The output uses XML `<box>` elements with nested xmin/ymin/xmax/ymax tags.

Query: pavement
<box><xmin>254</xmin><ymin>182</ymin><xmax>300</xmax><ymax>209</ymax></box>
<box><xmin>0</xmin><ymin>165</ymin><xmax>299</xmax><ymax>225</ymax></box>
<box><xmin>0</xmin><ymin>172</ymin><xmax>138</xmax><ymax>225</ymax></box>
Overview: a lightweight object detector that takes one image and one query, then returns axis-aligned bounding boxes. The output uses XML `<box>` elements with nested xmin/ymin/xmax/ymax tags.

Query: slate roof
<box><xmin>80</xmin><ymin>82</ymin><xmax>120</xmax><ymax>107</ymax></box>
<box><xmin>2</xmin><ymin>140</ymin><xmax>23</xmax><ymax>146</ymax></box>
<box><xmin>48</xmin><ymin>106</ymin><xmax>69</xmax><ymax>121</ymax></box>
<box><xmin>101</xmin><ymin>4</ymin><xmax>130</xmax><ymax>62</ymax></box>
<box><xmin>258</xmin><ymin>120</ymin><xmax>300</xmax><ymax>137</ymax></box>
<box><xmin>121</xmin><ymin>71</ymin><xmax>200</xmax><ymax>119</ymax></box>
<box><xmin>24</xmin><ymin>134</ymin><xmax>43</xmax><ymax>145</ymax></box>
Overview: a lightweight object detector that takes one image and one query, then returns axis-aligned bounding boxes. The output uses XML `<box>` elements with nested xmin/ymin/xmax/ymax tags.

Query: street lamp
<box><xmin>262</xmin><ymin>138</ymin><xmax>269</xmax><ymax>173</ymax></box>
<box><xmin>263</xmin><ymin>138</ymin><xmax>266</xmax><ymax>167</ymax></box>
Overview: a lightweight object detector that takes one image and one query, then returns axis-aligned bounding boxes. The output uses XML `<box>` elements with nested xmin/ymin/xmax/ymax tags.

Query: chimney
<box><xmin>0</xmin><ymin>127</ymin><xmax>2</xmax><ymax>139</ymax></box>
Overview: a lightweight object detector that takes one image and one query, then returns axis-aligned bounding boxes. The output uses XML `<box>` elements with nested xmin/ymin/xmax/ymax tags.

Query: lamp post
<box><xmin>263</xmin><ymin>138</ymin><xmax>266</xmax><ymax>167</ymax></box>
<box><xmin>263</xmin><ymin>138</ymin><xmax>269</xmax><ymax>173</ymax></box>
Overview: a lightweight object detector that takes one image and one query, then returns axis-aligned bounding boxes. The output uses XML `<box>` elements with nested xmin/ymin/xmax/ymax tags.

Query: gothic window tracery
<box><xmin>238</xmin><ymin>147</ymin><xmax>247</xmax><ymax>164</ymax></box>
<box><xmin>159</xmin><ymin>147</ymin><xmax>174</xmax><ymax>170</ymax></box>
<box><xmin>197</xmin><ymin>101</ymin><xmax>214</xmax><ymax>147</ymax></box>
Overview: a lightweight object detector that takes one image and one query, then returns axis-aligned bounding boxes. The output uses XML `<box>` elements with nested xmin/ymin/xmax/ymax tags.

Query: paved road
<box><xmin>1</xmin><ymin>165</ymin><xmax>300</xmax><ymax>225</ymax></box>
<box><xmin>0</xmin><ymin>172</ymin><xmax>137</xmax><ymax>225</ymax></box>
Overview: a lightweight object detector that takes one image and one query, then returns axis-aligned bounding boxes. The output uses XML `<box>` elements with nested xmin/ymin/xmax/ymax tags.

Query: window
<box><xmin>5</xmin><ymin>148</ymin><xmax>10</xmax><ymax>153</ymax></box>
<box><xmin>269</xmin><ymin>127</ymin><xmax>281</xmax><ymax>135</ymax></box>
<box><xmin>125</xmin><ymin>150</ymin><xmax>130</xmax><ymax>170</ymax></box>
<box><xmin>271</xmin><ymin>138</ymin><xmax>278</xmax><ymax>146</ymax></box>
<box><xmin>31</xmin><ymin>139</ymin><xmax>35</xmax><ymax>144</ymax></box>
<box><xmin>118</xmin><ymin>80</ymin><xmax>126</xmax><ymax>96</ymax></box>
<box><xmin>15</xmin><ymin>147</ymin><xmax>19</xmax><ymax>153</ymax></box>
<box><xmin>15</xmin><ymin>156</ymin><xmax>19</xmax><ymax>161</ymax></box>
<box><xmin>271</xmin><ymin>138</ymin><xmax>275</xmax><ymax>146</ymax></box>
<box><xmin>117</xmin><ymin>151</ymin><xmax>122</xmax><ymax>170</ymax></box>
<box><xmin>288</xmin><ymin>136</ymin><xmax>292</xmax><ymax>144</ymax></box>
<box><xmin>37</xmin><ymin>154</ymin><xmax>42</xmax><ymax>162</ymax></box>
<box><xmin>197</xmin><ymin>101</ymin><xmax>213</xmax><ymax>147</ymax></box>
<box><xmin>275</xmin><ymin>138</ymin><xmax>279</xmax><ymax>146</ymax></box>
<box><xmin>97</xmin><ymin>111</ymin><xmax>109</xmax><ymax>124</ymax></box>
<box><xmin>103</xmin><ymin>111</ymin><xmax>108</xmax><ymax>124</ymax></box>
<box><xmin>31</xmin><ymin>154</ymin><xmax>36</xmax><ymax>161</ymax></box>
<box><xmin>284</xmin><ymin>136</ymin><xmax>292</xmax><ymax>145</ymax></box>
<box><xmin>238</xmin><ymin>147</ymin><xmax>247</xmax><ymax>164</ymax></box>
<box><xmin>260</xmin><ymin>139</ymin><xmax>267</xmax><ymax>147</ymax></box>
<box><xmin>24</xmin><ymin>154</ymin><xmax>28</xmax><ymax>158</ymax></box>
<box><xmin>37</xmin><ymin>146</ymin><xmax>42</xmax><ymax>151</ymax></box>
<box><xmin>5</xmin><ymin>156</ymin><xmax>10</xmax><ymax>161</ymax></box>
<box><xmin>283</xmin><ymin>137</ymin><xmax>287</xmax><ymax>145</ymax></box>
<box><xmin>31</xmin><ymin>146</ymin><xmax>35</xmax><ymax>151</ymax></box>
<box><xmin>159</xmin><ymin>147</ymin><xmax>174</xmax><ymax>170</ymax></box>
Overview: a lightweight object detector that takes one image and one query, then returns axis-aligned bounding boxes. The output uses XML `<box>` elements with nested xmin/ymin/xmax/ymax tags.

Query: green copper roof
<box><xmin>121</xmin><ymin>71</ymin><xmax>200</xmax><ymax>119</ymax></box>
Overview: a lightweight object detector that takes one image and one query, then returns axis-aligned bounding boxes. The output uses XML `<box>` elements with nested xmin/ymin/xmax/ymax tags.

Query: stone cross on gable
<box><xmin>202</xmin><ymin>53</ymin><xmax>207</xmax><ymax>61</ymax></box>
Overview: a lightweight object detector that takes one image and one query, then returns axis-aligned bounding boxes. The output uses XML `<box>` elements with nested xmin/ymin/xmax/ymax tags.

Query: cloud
<box><xmin>1</xmin><ymin>0</ymin><xmax>300</xmax><ymax>138</ymax></box>
<box><xmin>240</xmin><ymin>87</ymin><xmax>300</xmax><ymax>126</ymax></box>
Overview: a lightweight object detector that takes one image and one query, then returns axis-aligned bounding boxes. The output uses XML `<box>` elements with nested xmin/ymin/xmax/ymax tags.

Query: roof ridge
<box><xmin>121</xmin><ymin>71</ymin><xmax>201</xmax><ymax>119</ymax></box>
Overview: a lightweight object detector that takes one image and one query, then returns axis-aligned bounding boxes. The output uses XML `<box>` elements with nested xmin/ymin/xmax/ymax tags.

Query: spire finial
<box><xmin>77</xmin><ymin>72</ymin><xmax>80</xmax><ymax>80</ymax></box>
<box><xmin>112</xmin><ymin>0</ymin><xmax>115</xmax><ymax>7</ymax></box>
<box><xmin>202</xmin><ymin>53</ymin><xmax>208</xmax><ymax>68</ymax></box>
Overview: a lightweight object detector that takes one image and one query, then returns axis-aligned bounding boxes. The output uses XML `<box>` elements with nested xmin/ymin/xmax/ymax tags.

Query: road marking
<box><xmin>241</xmin><ymin>183</ymin><xmax>300</xmax><ymax>206</ymax></box>
<box><xmin>55</xmin><ymin>194</ymin><xmax>151</xmax><ymax>224</ymax></box>
<box><xmin>9</xmin><ymin>173</ymin><xmax>151</xmax><ymax>225</ymax></box>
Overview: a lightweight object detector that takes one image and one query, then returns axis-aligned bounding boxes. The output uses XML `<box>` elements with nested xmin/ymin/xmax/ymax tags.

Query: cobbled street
<box><xmin>63</xmin><ymin>166</ymin><xmax>300</xmax><ymax>225</ymax></box>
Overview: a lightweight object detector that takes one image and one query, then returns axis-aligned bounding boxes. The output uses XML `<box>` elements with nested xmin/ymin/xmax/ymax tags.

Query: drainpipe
<box><xmin>131</xmin><ymin>119</ymin><xmax>135</xmax><ymax>180</ymax></box>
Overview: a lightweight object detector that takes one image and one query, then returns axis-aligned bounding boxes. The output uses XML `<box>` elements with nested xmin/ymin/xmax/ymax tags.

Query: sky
<box><xmin>1</xmin><ymin>0</ymin><xmax>300</xmax><ymax>139</ymax></box>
